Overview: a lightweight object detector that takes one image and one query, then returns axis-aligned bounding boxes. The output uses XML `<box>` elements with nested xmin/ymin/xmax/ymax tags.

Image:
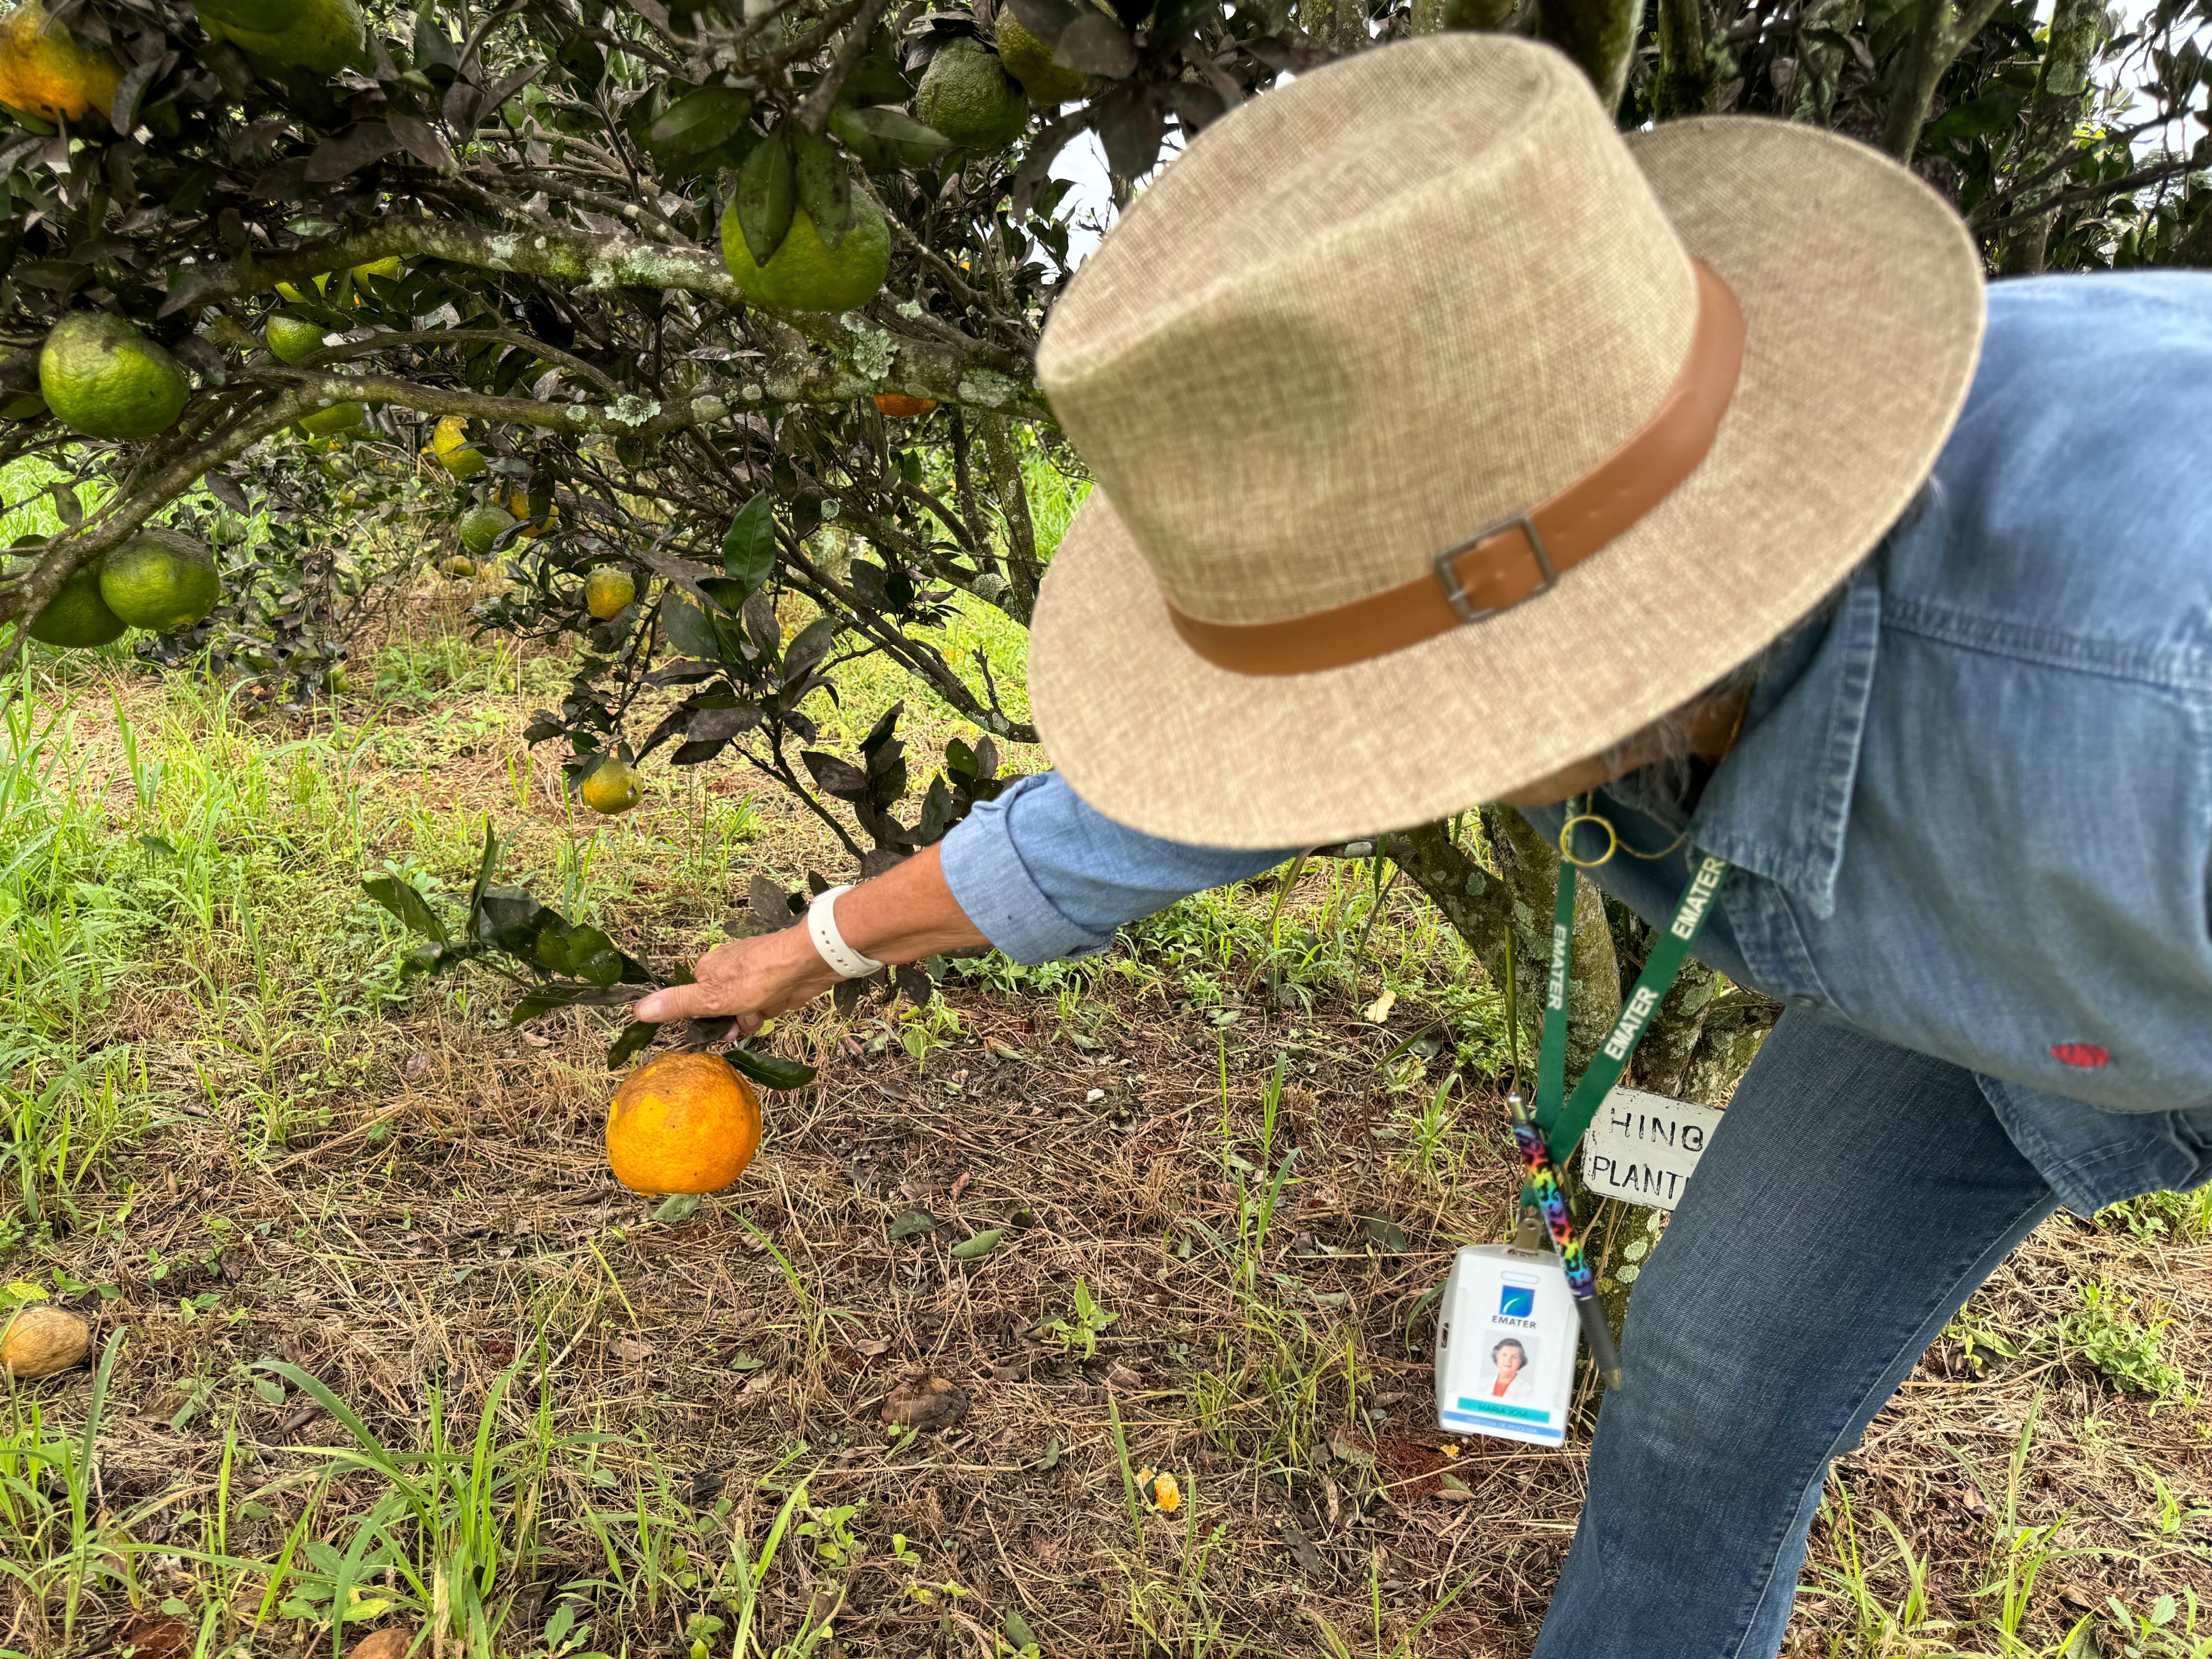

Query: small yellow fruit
<box><xmin>0</xmin><ymin>0</ymin><xmax>122</xmax><ymax>127</ymax></box>
<box><xmin>500</xmin><ymin>487</ymin><xmax>557</xmax><ymax>538</ymax></box>
<box><xmin>1</xmin><ymin>1303</ymin><xmax>89</xmax><ymax>1381</ymax></box>
<box><xmin>584</xmin><ymin>566</ymin><xmax>636</xmax><ymax>620</ymax></box>
<box><xmin>431</xmin><ymin>414</ymin><xmax>487</xmax><ymax>478</ymax></box>
<box><xmin>606</xmin><ymin>1052</ymin><xmax>763</xmax><ymax>1195</ymax></box>
<box><xmin>580</xmin><ymin>757</ymin><xmax>643</xmax><ymax>815</ymax></box>
<box><xmin>295</xmin><ymin>400</ymin><xmax>363</xmax><ymax>438</ymax></box>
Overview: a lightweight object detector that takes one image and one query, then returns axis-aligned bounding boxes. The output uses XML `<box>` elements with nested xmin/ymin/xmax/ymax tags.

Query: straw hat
<box><xmin>1028</xmin><ymin>32</ymin><xmax>1984</xmax><ymax>849</ymax></box>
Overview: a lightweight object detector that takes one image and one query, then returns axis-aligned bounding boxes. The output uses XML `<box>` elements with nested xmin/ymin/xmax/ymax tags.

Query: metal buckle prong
<box><xmin>1432</xmin><ymin>515</ymin><xmax>1557</xmax><ymax>625</ymax></box>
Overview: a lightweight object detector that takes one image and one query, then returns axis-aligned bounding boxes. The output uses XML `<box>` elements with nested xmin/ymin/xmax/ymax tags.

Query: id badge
<box><xmin>1434</xmin><ymin>1242</ymin><xmax>1579</xmax><ymax>1447</ymax></box>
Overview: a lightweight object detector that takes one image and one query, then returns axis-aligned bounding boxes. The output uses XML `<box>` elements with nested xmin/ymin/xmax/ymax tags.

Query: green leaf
<box><xmin>649</xmin><ymin>85</ymin><xmax>755</xmax><ymax>157</ymax></box>
<box><xmin>887</xmin><ymin>1209</ymin><xmax>937</xmax><ymax>1241</ymax></box>
<box><xmin>791</xmin><ymin>124</ymin><xmax>856</xmax><ymax>249</ymax></box>
<box><xmin>734</xmin><ymin>127</ymin><xmax>794</xmax><ymax>267</ymax></box>
<box><xmin>509</xmin><ymin>985</ymin><xmax>588</xmax><ymax>1024</ymax></box>
<box><xmin>465</xmin><ymin>817</ymin><xmax>500</xmax><ymax>936</ymax></box>
<box><xmin>949</xmin><ymin>1228</ymin><xmax>1003</xmax><ymax>1260</ymax></box>
<box><xmin>663</xmin><ymin>591</ymin><xmax>728</xmax><ymax>661</ymax></box>
<box><xmin>607</xmin><ymin>1019</ymin><xmax>658</xmax><ymax>1069</ymax></box>
<box><xmin>653</xmin><ymin>1193</ymin><xmax>703</xmax><ymax>1224</ymax></box>
<box><xmin>363</xmin><ymin>875</ymin><xmax>450</xmax><ymax>944</ymax></box>
<box><xmin>828</xmin><ymin>103</ymin><xmax>954</xmax><ymax>171</ymax></box>
<box><xmin>722</xmin><ymin>492</ymin><xmax>778</xmax><ymax>591</ymax></box>
<box><xmin>727</xmin><ymin>1046</ymin><xmax>818</xmax><ymax>1091</ymax></box>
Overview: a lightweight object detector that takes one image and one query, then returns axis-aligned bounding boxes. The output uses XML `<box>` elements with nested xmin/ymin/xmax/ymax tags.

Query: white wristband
<box><xmin>806</xmin><ymin>884</ymin><xmax>885</xmax><ymax>979</ymax></box>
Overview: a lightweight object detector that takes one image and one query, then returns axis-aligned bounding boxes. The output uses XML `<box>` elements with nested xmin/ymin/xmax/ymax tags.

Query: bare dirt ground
<box><xmin>9</xmin><ymin>595</ymin><xmax>2210</xmax><ymax>1659</ymax></box>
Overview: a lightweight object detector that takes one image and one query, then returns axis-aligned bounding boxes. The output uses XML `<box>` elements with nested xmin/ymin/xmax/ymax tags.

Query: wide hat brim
<box><xmin>1028</xmin><ymin>117</ymin><xmax>1985</xmax><ymax>850</ymax></box>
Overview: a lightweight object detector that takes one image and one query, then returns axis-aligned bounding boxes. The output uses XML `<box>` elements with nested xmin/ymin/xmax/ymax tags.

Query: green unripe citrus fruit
<box><xmin>26</xmin><ymin>563</ymin><xmax>126</xmax><ymax>648</ymax></box>
<box><xmin>40</xmin><ymin>312</ymin><xmax>189</xmax><ymax>441</ymax></box>
<box><xmin>199</xmin><ymin>0</ymin><xmax>367</xmax><ymax>76</ymax></box>
<box><xmin>913</xmin><ymin>38</ymin><xmax>1028</xmax><ymax>150</ymax></box>
<box><xmin>98</xmin><ymin>529</ymin><xmax>219</xmax><ymax>632</ymax></box>
<box><xmin>457</xmin><ymin>504</ymin><xmax>512</xmax><ymax>558</ymax></box>
<box><xmin>296</xmin><ymin>400</ymin><xmax>363</xmax><ymax>438</ymax></box>
<box><xmin>585</xmin><ymin>566</ymin><xmax>637</xmax><ymax>620</ymax></box>
<box><xmin>581</xmin><ymin>757</ymin><xmax>644</xmax><ymax>815</ymax></box>
<box><xmin>192</xmin><ymin>0</ymin><xmax>294</xmax><ymax>31</ymax></box>
<box><xmin>442</xmin><ymin>555</ymin><xmax>477</xmax><ymax>579</ymax></box>
<box><xmin>264</xmin><ymin>313</ymin><xmax>325</xmax><ymax>363</ymax></box>
<box><xmin>719</xmin><ymin>197</ymin><xmax>891</xmax><ymax>313</ymax></box>
<box><xmin>994</xmin><ymin>15</ymin><xmax>1086</xmax><ymax>106</ymax></box>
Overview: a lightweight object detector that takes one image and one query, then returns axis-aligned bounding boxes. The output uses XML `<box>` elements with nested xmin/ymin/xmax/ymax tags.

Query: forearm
<box><xmin>829</xmin><ymin>843</ymin><xmax>984</xmax><ymax>962</ymax></box>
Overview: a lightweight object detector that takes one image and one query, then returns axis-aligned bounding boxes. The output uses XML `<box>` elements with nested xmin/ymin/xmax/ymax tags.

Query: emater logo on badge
<box><xmin>1497</xmin><ymin>1284</ymin><xmax>1535</xmax><ymax>1319</ymax></box>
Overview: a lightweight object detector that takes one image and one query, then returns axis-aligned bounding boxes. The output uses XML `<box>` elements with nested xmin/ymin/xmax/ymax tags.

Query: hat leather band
<box><xmin>1165</xmin><ymin>258</ymin><xmax>1747</xmax><ymax>677</ymax></box>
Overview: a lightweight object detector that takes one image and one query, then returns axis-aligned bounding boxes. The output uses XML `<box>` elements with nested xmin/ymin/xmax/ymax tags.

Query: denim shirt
<box><xmin>940</xmin><ymin>272</ymin><xmax>2212</xmax><ymax>1214</ymax></box>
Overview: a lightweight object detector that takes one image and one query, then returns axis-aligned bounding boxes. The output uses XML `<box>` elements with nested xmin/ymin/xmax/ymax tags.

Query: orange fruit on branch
<box><xmin>579</xmin><ymin>756</ymin><xmax>642</xmax><ymax>814</ymax></box>
<box><xmin>606</xmin><ymin>1051</ymin><xmax>763</xmax><ymax>1195</ymax></box>
<box><xmin>0</xmin><ymin>0</ymin><xmax>121</xmax><ymax>127</ymax></box>
<box><xmin>873</xmin><ymin>393</ymin><xmax>937</xmax><ymax>418</ymax></box>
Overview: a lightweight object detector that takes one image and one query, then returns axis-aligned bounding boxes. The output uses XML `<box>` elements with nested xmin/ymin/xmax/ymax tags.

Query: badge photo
<box><xmin>1434</xmin><ymin>1242</ymin><xmax>1580</xmax><ymax>1447</ymax></box>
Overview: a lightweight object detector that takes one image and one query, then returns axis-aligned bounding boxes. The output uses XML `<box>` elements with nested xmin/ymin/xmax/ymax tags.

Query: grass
<box><xmin>0</xmin><ymin>578</ymin><xmax>2206</xmax><ymax>1659</ymax></box>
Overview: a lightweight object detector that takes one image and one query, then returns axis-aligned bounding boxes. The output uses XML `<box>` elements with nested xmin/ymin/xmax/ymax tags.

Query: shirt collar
<box><xmin>1687</xmin><ymin>563</ymin><xmax>1882</xmax><ymax>920</ymax></box>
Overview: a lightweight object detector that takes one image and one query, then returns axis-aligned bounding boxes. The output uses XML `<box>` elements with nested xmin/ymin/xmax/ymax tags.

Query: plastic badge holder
<box><xmin>1434</xmin><ymin>1242</ymin><xmax>1579</xmax><ymax>1447</ymax></box>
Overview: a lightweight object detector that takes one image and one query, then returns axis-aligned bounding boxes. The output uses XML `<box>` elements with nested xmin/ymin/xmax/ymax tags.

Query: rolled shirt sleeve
<box><xmin>938</xmin><ymin>772</ymin><xmax>1299</xmax><ymax>963</ymax></box>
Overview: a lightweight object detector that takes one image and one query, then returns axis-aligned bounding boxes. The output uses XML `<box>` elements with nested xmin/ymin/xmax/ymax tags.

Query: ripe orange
<box><xmin>0</xmin><ymin>0</ymin><xmax>121</xmax><ymax>127</ymax></box>
<box><xmin>873</xmin><ymin>393</ymin><xmax>937</xmax><ymax>418</ymax></box>
<box><xmin>605</xmin><ymin>1052</ymin><xmax>763</xmax><ymax>1195</ymax></box>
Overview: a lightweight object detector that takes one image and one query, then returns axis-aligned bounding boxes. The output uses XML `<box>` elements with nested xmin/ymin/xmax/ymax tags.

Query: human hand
<box><xmin>634</xmin><ymin>925</ymin><xmax>837</xmax><ymax>1033</ymax></box>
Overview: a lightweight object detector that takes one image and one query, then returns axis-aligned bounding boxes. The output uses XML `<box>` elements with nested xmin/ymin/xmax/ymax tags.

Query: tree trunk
<box><xmin>1534</xmin><ymin>0</ymin><xmax>1646</xmax><ymax>112</ymax></box>
<box><xmin>1650</xmin><ymin>0</ymin><xmax>1713</xmax><ymax>118</ymax></box>
<box><xmin>1389</xmin><ymin>812</ymin><xmax>1780</xmax><ymax>1363</ymax></box>
<box><xmin>1996</xmin><ymin>0</ymin><xmax>2107</xmax><ymax>275</ymax></box>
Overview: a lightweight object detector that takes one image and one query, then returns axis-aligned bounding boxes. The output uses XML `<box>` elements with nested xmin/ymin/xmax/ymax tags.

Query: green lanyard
<box><xmin>1530</xmin><ymin>818</ymin><xmax>1733</xmax><ymax>1176</ymax></box>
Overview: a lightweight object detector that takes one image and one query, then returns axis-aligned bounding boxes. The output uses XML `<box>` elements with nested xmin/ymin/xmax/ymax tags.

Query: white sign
<box><xmin>1580</xmin><ymin>1086</ymin><xmax>1724</xmax><ymax>1210</ymax></box>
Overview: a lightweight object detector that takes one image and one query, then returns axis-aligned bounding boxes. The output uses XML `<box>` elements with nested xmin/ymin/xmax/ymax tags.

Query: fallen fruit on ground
<box><xmin>457</xmin><ymin>504</ymin><xmax>512</xmax><ymax>558</ymax></box>
<box><xmin>264</xmin><ymin>313</ymin><xmax>325</xmax><ymax>364</ymax></box>
<box><xmin>296</xmin><ymin>400</ymin><xmax>364</xmax><ymax>438</ymax></box>
<box><xmin>913</xmin><ymin>38</ymin><xmax>1029</xmax><ymax>151</ymax></box>
<box><xmin>27</xmin><ymin>563</ymin><xmax>127</xmax><ymax>648</ymax></box>
<box><xmin>605</xmin><ymin>1051</ymin><xmax>763</xmax><ymax>1194</ymax></box>
<box><xmin>1</xmin><ymin>1303</ymin><xmax>89</xmax><ymax>1380</ymax></box>
<box><xmin>342</xmin><ymin>1629</ymin><xmax>417</xmax><ymax>1659</ymax></box>
<box><xmin>39</xmin><ymin>313</ymin><xmax>190</xmax><ymax>441</ymax></box>
<box><xmin>873</xmin><ymin>393</ymin><xmax>937</xmax><ymax>418</ymax></box>
<box><xmin>198</xmin><ymin>0</ymin><xmax>367</xmax><ymax>75</ymax></box>
<box><xmin>580</xmin><ymin>756</ymin><xmax>644</xmax><ymax>815</ymax></box>
<box><xmin>993</xmin><ymin>14</ymin><xmax>1087</xmax><ymax>106</ymax></box>
<box><xmin>584</xmin><ymin>566</ymin><xmax>636</xmax><ymax>619</ymax></box>
<box><xmin>719</xmin><ymin>198</ymin><xmax>891</xmax><ymax>313</ymax></box>
<box><xmin>0</xmin><ymin>0</ymin><xmax>120</xmax><ymax>126</ymax></box>
<box><xmin>441</xmin><ymin>555</ymin><xmax>477</xmax><ymax>579</ymax></box>
<box><xmin>432</xmin><ymin>414</ymin><xmax>487</xmax><ymax>477</ymax></box>
<box><xmin>99</xmin><ymin>530</ymin><xmax>220</xmax><ymax>633</ymax></box>
<box><xmin>882</xmin><ymin>1373</ymin><xmax>970</xmax><ymax>1431</ymax></box>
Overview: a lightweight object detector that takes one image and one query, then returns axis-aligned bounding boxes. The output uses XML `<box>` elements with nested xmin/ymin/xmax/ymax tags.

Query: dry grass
<box><xmin>3</xmin><ymin>591</ymin><xmax>2208</xmax><ymax>1659</ymax></box>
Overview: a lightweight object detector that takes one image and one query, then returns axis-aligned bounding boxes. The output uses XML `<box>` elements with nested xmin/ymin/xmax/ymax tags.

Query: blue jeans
<box><xmin>1533</xmin><ymin>1013</ymin><xmax>2066</xmax><ymax>1659</ymax></box>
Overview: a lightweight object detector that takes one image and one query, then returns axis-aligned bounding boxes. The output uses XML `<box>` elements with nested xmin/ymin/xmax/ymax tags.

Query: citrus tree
<box><xmin>0</xmin><ymin>0</ymin><xmax>2205</xmax><ymax>1075</ymax></box>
